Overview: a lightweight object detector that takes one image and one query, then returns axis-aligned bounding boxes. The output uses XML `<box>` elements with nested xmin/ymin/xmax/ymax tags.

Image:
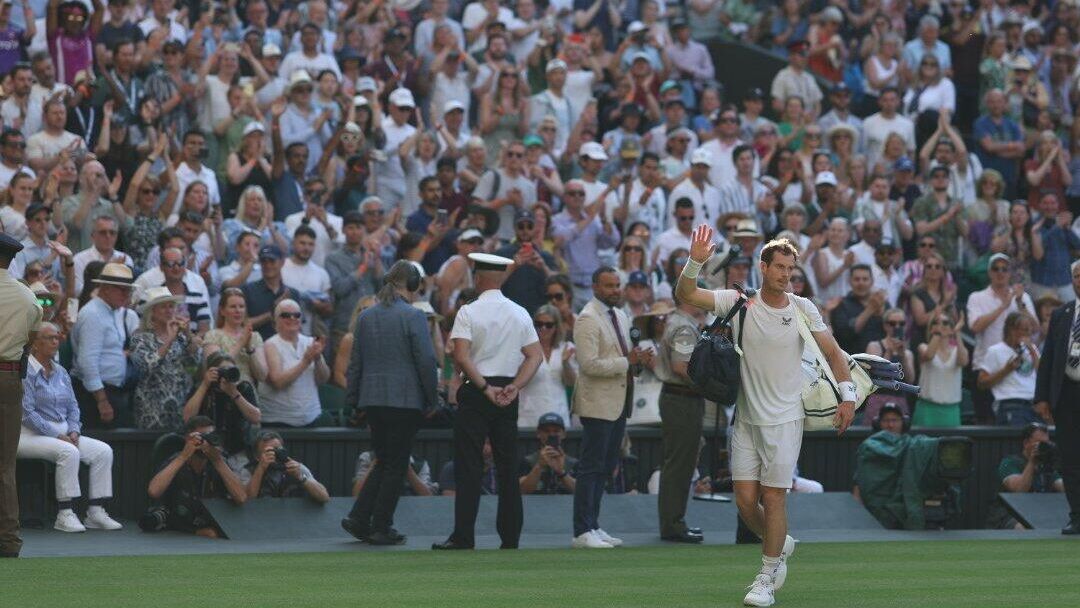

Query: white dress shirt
<box><xmin>449</xmin><ymin>289</ymin><xmax>539</xmax><ymax>378</ymax></box>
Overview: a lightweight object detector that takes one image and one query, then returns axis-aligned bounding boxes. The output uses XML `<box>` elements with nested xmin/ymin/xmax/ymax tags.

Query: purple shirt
<box><xmin>48</xmin><ymin>30</ymin><xmax>94</xmax><ymax>86</ymax></box>
<box><xmin>0</xmin><ymin>26</ymin><xmax>27</xmax><ymax>77</ymax></box>
<box><xmin>552</xmin><ymin>210</ymin><xmax>620</xmax><ymax>286</ymax></box>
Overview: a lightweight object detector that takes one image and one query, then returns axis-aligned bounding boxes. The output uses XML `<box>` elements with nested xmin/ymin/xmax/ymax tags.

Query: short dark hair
<box><xmin>760</xmin><ymin>238</ymin><xmax>799</xmax><ymax>265</ymax></box>
<box><xmin>879</xmin><ymin>86</ymin><xmax>901</xmax><ymax>98</ymax></box>
<box><xmin>640</xmin><ymin>151</ymin><xmax>659</xmax><ymax>166</ymax></box>
<box><xmin>674</xmin><ymin>197</ymin><xmax>694</xmax><ymax>211</ymax></box>
<box><xmin>850</xmin><ymin>263</ymin><xmax>873</xmax><ymax>277</ymax></box>
<box><xmin>236</xmin><ymin>230</ymin><xmax>260</xmax><ymax>247</ymax></box>
<box><xmin>732</xmin><ymin>144</ymin><xmax>754</xmax><ymax>163</ymax></box>
<box><xmin>0</xmin><ymin>128</ymin><xmax>23</xmax><ymax>146</ymax></box>
<box><xmin>591</xmin><ymin>266</ymin><xmax>618</xmax><ymax>285</ymax></box>
<box><xmin>183</xmin><ymin>415</ymin><xmax>214</xmax><ymax>433</ymax></box>
<box><xmin>294</xmin><ymin>225</ymin><xmax>317</xmax><ymax>241</ymax></box>
<box><xmin>419</xmin><ymin>175</ymin><xmax>439</xmax><ymax>191</ymax></box>
<box><xmin>182</xmin><ymin>129</ymin><xmax>205</xmax><ymax>144</ymax></box>
<box><xmin>1022</xmin><ymin>422</ymin><xmax>1049</xmax><ymax>442</ymax></box>
<box><xmin>7</xmin><ymin>63</ymin><xmax>31</xmax><ymax>79</ymax></box>
<box><xmin>157</xmin><ymin>227</ymin><xmax>184</xmax><ymax>250</ymax></box>
<box><xmin>179</xmin><ymin>211</ymin><xmax>204</xmax><ymax>225</ymax></box>
<box><xmin>437</xmin><ymin>157</ymin><xmax>457</xmax><ymax>171</ymax></box>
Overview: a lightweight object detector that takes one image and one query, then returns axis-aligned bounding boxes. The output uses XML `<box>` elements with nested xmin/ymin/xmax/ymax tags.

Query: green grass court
<box><xmin>3</xmin><ymin>539</ymin><xmax>1078</xmax><ymax>607</ymax></box>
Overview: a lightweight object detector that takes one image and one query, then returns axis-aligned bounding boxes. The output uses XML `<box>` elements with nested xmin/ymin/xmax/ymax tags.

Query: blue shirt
<box><xmin>71</xmin><ymin>297</ymin><xmax>137</xmax><ymax>392</ymax></box>
<box><xmin>405</xmin><ymin>208</ymin><xmax>455</xmax><ymax>276</ymax></box>
<box><xmin>1032</xmin><ymin>223</ymin><xmax>1080</xmax><ymax>287</ymax></box>
<box><xmin>551</xmin><ymin>210</ymin><xmax>621</xmax><ymax>286</ymax></box>
<box><xmin>973</xmin><ymin>114</ymin><xmax>1022</xmax><ymax>187</ymax></box>
<box><xmin>22</xmin><ymin>356</ymin><xmax>81</xmax><ymax>436</ymax></box>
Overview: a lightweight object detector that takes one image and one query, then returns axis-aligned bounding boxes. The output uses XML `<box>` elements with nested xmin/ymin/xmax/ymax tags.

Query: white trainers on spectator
<box><xmin>571</xmin><ymin>530</ymin><xmax>612</xmax><ymax>549</ymax></box>
<box><xmin>84</xmin><ymin>507</ymin><xmax>122</xmax><ymax>531</ymax></box>
<box><xmin>743</xmin><ymin>573</ymin><xmax>775</xmax><ymax>607</ymax></box>
<box><xmin>773</xmin><ymin>535</ymin><xmax>797</xmax><ymax>590</ymax></box>
<box><xmin>54</xmin><ymin>509</ymin><xmax>86</xmax><ymax>533</ymax></box>
<box><xmin>593</xmin><ymin>528</ymin><xmax>623</xmax><ymax>547</ymax></box>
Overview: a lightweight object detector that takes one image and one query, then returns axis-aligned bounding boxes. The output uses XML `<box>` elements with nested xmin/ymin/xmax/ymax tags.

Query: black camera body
<box><xmin>217</xmin><ymin>365</ymin><xmax>241</xmax><ymax>384</ymax></box>
<box><xmin>1035</xmin><ymin>440</ymin><xmax>1059</xmax><ymax>468</ymax></box>
<box><xmin>545</xmin><ymin>434</ymin><xmax>561</xmax><ymax>450</ymax></box>
<box><xmin>195</xmin><ymin>431</ymin><xmax>223</xmax><ymax>448</ymax></box>
<box><xmin>273</xmin><ymin>447</ymin><xmax>289</xmax><ymax>465</ymax></box>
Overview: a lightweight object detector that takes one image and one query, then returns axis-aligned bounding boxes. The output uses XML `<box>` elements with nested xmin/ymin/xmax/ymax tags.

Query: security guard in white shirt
<box><xmin>433</xmin><ymin>253</ymin><xmax>543</xmax><ymax>550</ymax></box>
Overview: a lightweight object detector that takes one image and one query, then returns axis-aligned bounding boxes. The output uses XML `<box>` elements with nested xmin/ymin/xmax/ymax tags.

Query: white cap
<box><xmin>343</xmin><ymin>121</ymin><xmax>361</xmax><ymax>134</ymax></box>
<box><xmin>288</xmin><ymin>70</ymin><xmax>313</xmax><ymax>90</ymax></box>
<box><xmin>546</xmin><ymin>58</ymin><xmax>568</xmax><ymax>73</ymax></box>
<box><xmin>352</xmin><ymin>95</ymin><xmax>369</xmax><ymax>107</ymax></box>
<box><xmin>690</xmin><ymin>147</ymin><xmax>714</xmax><ymax>167</ymax></box>
<box><xmin>355</xmin><ymin>76</ymin><xmax>377</xmax><ymax>93</ymax></box>
<box><xmin>242</xmin><ymin>121</ymin><xmax>265</xmax><ymax>137</ymax></box>
<box><xmin>815</xmin><ymin>171</ymin><xmax>838</xmax><ymax>187</ymax></box>
<box><xmin>388</xmin><ymin>87</ymin><xmax>416</xmax><ymax>108</ymax></box>
<box><xmin>467</xmin><ymin>252</ymin><xmax>514</xmax><ymax>271</ymax></box>
<box><xmin>579</xmin><ymin>141</ymin><xmax>608</xmax><ymax>161</ymax></box>
<box><xmin>627</xmin><ymin>20</ymin><xmax>647</xmax><ymax>34</ymax></box>
<box><xmin>443</xmin><ymin>100</ymin><xmax>465</xmax><ymax>115</ymax></box>
<box><xmin>458</xmin><ymin>228</ymin><xmax>484</xmax><ymax>242</ymax></box>
<box><xmin>988</xmin><ymin>252</ymin><xmax>1011</xmax><ymax>267</ymax></box>
<box><xmin>262</xmin><ymin>43</ymin><xmax>282</xmax><ymax>57</ymax></box>
<box><xmin>630</xmin><ymin>51</ymin><xmax>651</xmax><ymax>64</ymax></box>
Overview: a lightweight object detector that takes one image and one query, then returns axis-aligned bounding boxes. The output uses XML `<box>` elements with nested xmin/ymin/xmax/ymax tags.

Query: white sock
<box><xmin>88</xmin><ymin>505</ymin><xmax>105</xmax><ymax>516</ymax></box>
<box><xmin>760</xmin><ymin>554</ymin><xmax>781</xmax><ymax>577</ymax></box>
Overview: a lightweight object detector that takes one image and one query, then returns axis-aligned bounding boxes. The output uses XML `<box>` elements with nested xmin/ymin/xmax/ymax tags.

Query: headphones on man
<box><xmin>384</xmin><ymin>260</ymin><xmax>423</xmax><ymax>293</ymax></box>
<box><xmin>872</xmin><ymin>402</ymin><xmax>911</xmax><ymax>433</ymax></box>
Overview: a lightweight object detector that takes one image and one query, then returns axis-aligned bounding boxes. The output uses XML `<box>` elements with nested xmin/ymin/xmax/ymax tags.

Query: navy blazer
<box><xmin>345</xmin><ymin>298</ymin><xmax>439</xmax><ymax>411</ymax></box>
<box><xmin>1035</xmin><ymin>300</ymin><xmax>1077</xmax><ymax>413</ymax></box>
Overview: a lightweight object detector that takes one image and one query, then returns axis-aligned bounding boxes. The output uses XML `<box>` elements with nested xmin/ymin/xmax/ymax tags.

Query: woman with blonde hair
<box><xmin>517</xmin><ymin>304</ymin><xmax>575</xmax><ymax>429</ymax></box>
<box><xmin>966</xmin><ymin>169</ymin><xmax>1010</xmax><ymax>259</ymax></box>
<box><xmin>332</xmin><ymin>295</ymin><xmax>378</xmax><ymax>388</ymax></box>
<box><xmin>871</xmin><ymin>132</ymin><xmax>907</xmax><ymax>177</ymax></box>
<box><xmin>222</xmin><ymin>185</ymin><xmax>290</xmax><ymax>259</ymax></box>
<box><xmin>204</xmin><ymin>287</ymin><xmax>268</xmax><ymax>385</ymax></box>
<box><xmin>914</xmin><ymin>308</ymin><xmax>968</xmax><ymax>427</ymax></box>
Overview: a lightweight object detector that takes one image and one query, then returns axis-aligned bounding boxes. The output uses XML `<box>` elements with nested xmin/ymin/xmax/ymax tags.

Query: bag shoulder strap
<box><xmin>793</xmin><ymin>301</ymin><xmax>838</xmax><ymax>386</ymax></box>
<box><xmin>737</xmin><ymin>306</ymin><xmax>747</xmax><ymax>352</ymax></box>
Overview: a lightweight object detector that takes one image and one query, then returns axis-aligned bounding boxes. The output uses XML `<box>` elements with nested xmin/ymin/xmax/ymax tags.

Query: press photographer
<box><xmin>988</xmin><ymin>423</ymin><xmax>1064</xmax><ymax>529</ymax></box>
<box><xmin>245</xmin><ymin>432</ymin><xmax>330</xmax><ymax>503</ymax></box>
<box><xmin>183</xmin><ymin>352</ymin><xmax>262</xmax><ymax>469</ymax></box>
<box><xmin>519</xmin><ymin>413</ymin><xmax>577</xmax><ymax>495</ymax></box>
<box><xmin>143</xmin><ymin>416</ymin><xmax>248</xmax><ymax>538</ymax></box>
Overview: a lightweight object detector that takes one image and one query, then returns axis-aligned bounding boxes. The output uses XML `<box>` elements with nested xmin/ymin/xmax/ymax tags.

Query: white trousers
<box><xmin>17</xmin><ymin>424</ymin><xmax>113</xmax><ymax>502</ymax></box>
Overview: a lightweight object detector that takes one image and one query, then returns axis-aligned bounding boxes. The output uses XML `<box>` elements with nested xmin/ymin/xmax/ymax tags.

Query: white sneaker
<box><xmin>571</xmin><ymin>530</ymin><xmax>613</xmax><ymax>549</ymax></box>
<box><xmin>593</xmin><ymin>528</ymin><xmax>623</xmax><ymax>547</ymax></box>
<box><xmin>773</xmin><ymin>535</ymin><xmax>797</xmax><ymax>590</ymax></box>
<box><xmin>84</xmin><ymin>508</ymin><xmax>123</xmax><ymax>531</ymax></box>
<box><xmin>743</xmin><ymin>573</ymin><xmax>775</xmax><ymax>607</ymax></box>
<box><xmin>54</xmin><ymin>509</ymin><xmax>86</xmax><ymax>533</ymax></box>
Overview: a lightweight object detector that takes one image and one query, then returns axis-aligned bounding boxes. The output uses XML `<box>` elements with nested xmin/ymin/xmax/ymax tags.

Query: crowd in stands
<box><xmin>4</xmin><ymin>0</ymin><xmax>1080</xmax><ymax>533</ymax></box>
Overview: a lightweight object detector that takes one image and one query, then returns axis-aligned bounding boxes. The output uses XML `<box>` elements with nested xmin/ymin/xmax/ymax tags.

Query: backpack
<box><xmin>688</xmin><ymin>294</ymin><xmax>750</xmax><ymax>405</ymax></box>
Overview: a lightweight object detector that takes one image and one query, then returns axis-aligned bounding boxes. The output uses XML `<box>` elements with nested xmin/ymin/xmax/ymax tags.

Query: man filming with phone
<box><xmin>519</xmin><ymin>413</ymin><xmax>577</xmax><ymax>495</ymax></box>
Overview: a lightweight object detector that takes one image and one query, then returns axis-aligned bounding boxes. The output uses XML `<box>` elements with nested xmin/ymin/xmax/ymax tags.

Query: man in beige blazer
<box><xmin>571</xmin><ymin>267</ymin><xmax>653</xmax><ymax>549</ymax></box>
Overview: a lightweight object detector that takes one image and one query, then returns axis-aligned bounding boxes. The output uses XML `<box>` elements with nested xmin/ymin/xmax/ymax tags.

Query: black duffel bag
<box><xmin>688</xmin><ymin>294</ymin><xmax>750</xmax><ymax>405</ymax></box>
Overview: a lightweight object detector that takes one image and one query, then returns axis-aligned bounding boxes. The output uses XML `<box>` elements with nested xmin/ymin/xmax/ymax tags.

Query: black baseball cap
<box><xmin>745</xmin><ymin>87</ymin><xmax>765</xmax><ymax>101</ymax></box>
<box><xmin>258</xmin><ymin>244</ymin><xmax>284</xmax><ymax>260</ymax></box>
<box><xmin>537</xmin><ymin>412</ymin><xmax>566</xmax><ymax>429</ymax></box>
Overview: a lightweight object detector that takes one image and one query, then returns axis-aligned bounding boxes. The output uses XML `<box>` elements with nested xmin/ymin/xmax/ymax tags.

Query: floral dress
<box><xmin>126</xmin><ymin>213</ymin><xmax>163</xmax><ymax>275</ymax></box>
<box><xmin>130</xmin><ymin>330</ymin><xmax>201</xmax><ymax>431</ymax></box>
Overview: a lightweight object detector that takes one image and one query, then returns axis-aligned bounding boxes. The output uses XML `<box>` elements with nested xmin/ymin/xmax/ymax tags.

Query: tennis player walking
<box><xmin>676</xmin><ymin>225</ymin><xmax>856</xmax><ymax>607</ymax></box>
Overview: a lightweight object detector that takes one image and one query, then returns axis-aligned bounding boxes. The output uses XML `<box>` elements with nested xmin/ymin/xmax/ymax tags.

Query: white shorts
<box><xmin>730</xmin><ymin>417</ymin><xmax>804</xmax><ymax>489</ymax></box>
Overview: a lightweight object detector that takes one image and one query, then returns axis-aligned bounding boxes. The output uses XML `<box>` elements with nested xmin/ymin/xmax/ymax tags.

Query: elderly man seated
<box><xmin>17</xmin><ymin>322</ymin><xmax>121</xmax><ymax>532</ymax></box>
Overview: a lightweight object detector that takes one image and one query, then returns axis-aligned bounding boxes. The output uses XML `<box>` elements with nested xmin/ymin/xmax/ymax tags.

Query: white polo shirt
<box><xmin>449</xmin><ymin>289</ymin><xmax>538</xmax><ymax>378</ymax></box>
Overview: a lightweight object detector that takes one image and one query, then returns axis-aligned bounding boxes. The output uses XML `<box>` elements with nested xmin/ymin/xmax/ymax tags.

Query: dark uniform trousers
<box><xmin>348</xmin><ymin>406</ymin><xmax>423</xmax><ymax>532</ymax></box>
<box><xmin>450</xmin><ymin>377</ymin><xmax>522</xmax><ymax>548</ymax></box>
<box><xmin>658</xmin><ymin>386</ymin><xmax>705</xmax><ymax>537</ymax></box>
<box><xmin>1057</xmin><ymin>379</ymin><xmax>1080</xmax><ymax>519</ymax></box>
<box><xmin>0</xmin><ymin>368</ymin><xmax>25</xmax><ymax>555</ymax></box>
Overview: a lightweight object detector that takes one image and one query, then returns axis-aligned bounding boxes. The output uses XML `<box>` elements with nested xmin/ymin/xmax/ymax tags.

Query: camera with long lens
<box><xmin>138</xmin><ymin>505</ymin><xmax>170</xmax><ymax>532</ymax></box>
<box><xmin>195</xmin><ymin>431</ymin><xmax>223</xmax><ymax>448</ymax></box>
<box><xmin>217</xmin><ymin>365</ymin><xmax>241</xmax><ymax>384</ymax></box>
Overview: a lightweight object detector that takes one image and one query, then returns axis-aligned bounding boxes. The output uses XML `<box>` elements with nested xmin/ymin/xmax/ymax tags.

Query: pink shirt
<box><xmin>48</xmin><ymin>31</ymin><xmax>94</xmax><ymax>86</ymax></box>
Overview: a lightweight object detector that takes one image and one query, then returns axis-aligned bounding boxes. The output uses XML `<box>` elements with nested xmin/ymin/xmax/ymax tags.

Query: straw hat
<box><xmin>632</xmin><ymin>300</ymin><xmax>676</xmax><ymax>337</ymax></box>
<box><xmin>138</xmin><ymin>286</ymin><xmax>185</xmax><ymax>314</ymax></box>
<box><xmin>92</xmin><ymin>263</ymin><xmax>135</xmax><ymax>288</ymax></box>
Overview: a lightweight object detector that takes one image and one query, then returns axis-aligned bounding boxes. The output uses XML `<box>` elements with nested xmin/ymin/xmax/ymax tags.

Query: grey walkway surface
<box><xmin>17</xmin><ymin>493</ymin><xmax>1070</xmax><ymax>559</ymax></box>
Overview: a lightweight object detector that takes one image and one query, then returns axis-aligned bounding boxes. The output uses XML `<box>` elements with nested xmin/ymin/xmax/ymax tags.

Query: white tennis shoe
<box><xmin>54</xmin><ymin>509</ymin><xmax>86</xmax><ymax>533</ymax></box>
<box><xmin>593</xmin><ymin>528</ymin><xmax>623</xmax><ymax>547</ymax></box>
<box><xmin>571</xmin><ymin>530</ymin><xmax>613</xmax><ymax>549</ymax></box>
<box><xmin>743</xmin><ymin>573</ymin><xmax>775</xmax><ymax>607</ymax></box>
<box><xmin>773</xmin><ymin>535</ymin><xmax>797</xmax><ymax>590</ymax></box>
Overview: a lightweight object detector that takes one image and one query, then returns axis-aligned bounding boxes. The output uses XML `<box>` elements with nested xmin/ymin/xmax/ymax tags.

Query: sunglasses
<box><xmin>37</xmin><ymin>297</ymin><xmax>55</xmax><ymax>307</ymax></box>
<box><xmin>534</xmin><ymin>321</ymin><xmax>556</xmax><ymax>329</ymax></box>
<box><xmin>95</xmin><ymin>229</ymin><xmax>118</xmax><ymax>236</ymax></box>
<box><xmin>141</xmin><ymin>186</ymin><xmax>161</xmax><ymax>195</ymax></box>
<box><xmin>990</xmin><ymin>265</ymin><xmax>1010</xmax><ymax>273</ymax></box>
<box><xmin>623</xmin><ymin>246</ymin><xmax>643</xmax><ymax>253</ymax></box>
<box><xmin>805</xmin><ymin>132</ymin><xmax>822</xmax><ymax>138</ymax></box>
<box><xmin>163</xmin><ymin>261</ymin><xmax>185</xmax><ymax>268</ymax></box>
<box><xmin>925</xmin><ymin>263</ymin><xmax>943</xmax><ymax>270</ymax></box>
<box><xmin>790</xmin><ymin>276</ymin><xmax>805</xmax><ymax>283</ymax></box>
<box><xmin>931</xmin><ymin>319</ymin><xmax>951</xmax><ymax>326</ymax></box>
<box><xmin>919</xmin><ymin>242</ymin><xmax>936</xmax><ymax>248</ymax></box>
<box><xmin>5</xmin><ymin>141</ymin><xmax>26</xmax><ymax>148</ymax></box>
<box><xmin>278</xmin><ymin>312</ymin><xmax>302</xmax><ymax>319</ymax></box>
<box><xmin>718</xmin><ymin>117</ymin><xmax>738</xmax><ymax>124</ymax></box>
<box><xmin>886</xmin><ymin>321</ymin><xmax>905</xmax><ymax>328</ymax></box>
<box><xmin>546</xmin><ymin>292</ymin><xmax>565</xmax><ymax>301</ymax></box>
<box><xmin>506</xmin><ymin>151</ymin><xmax>524</xmax><ymax>158</ymax></box>
<box><xmin>305</xmin><ymin>189</ymin><xmax>327</xmax><ymax>197</ymax></box>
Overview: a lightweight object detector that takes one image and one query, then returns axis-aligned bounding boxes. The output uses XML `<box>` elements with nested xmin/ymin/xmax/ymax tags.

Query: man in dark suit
<box><xmin>341</xmin><ymin>261</ymin><xmax>439</xmax><ymax>545</ymax></box>
<box><xmin>1034</xmin><ymin>260</ymin><xmax>1080</xmax><ymax>535</ymax></box>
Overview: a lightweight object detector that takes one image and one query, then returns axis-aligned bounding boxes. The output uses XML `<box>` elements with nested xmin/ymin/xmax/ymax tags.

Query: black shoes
<box><xmin>432</xmin><ymin>539</ymin><xmax>474</xmax><ymax>550</ymax></box>
<box><xmin>688</xmin><ymin>527</ymin><xmax>703</xmax><ymax>535</ymax></box>
<box><xmin>367</xmin><ymin>530</ymin><xmax>406</xmax><ymax>545</ymax></box>
<box><xmin>341</xmin><ymin>517</ymin><xmax>369</xmax><ymax>541</ymax></box>
<box><xmin>0</xmin><ymin>551</ymin><xmax>18</xmax><ymax>558</ymax></box>
<box><xmin>1062</xmin><ymin>519</ymin><xmax>1080</xmax><ymax>535</ymax></box>
<box><xmin>662</xmin><ymin>530</ymin><xmax>705</xmax><ymax>544</ymax></box>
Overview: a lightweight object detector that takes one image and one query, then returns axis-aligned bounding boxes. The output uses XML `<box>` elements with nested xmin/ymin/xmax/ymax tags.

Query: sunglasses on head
<box><xmin>278</xmin><ymin>312</ymin><xmax>302</xmax><ymax>319</ymax></box>
<box><xmin>534</xmin><ymin>321</ymin><xmax>556</xmax><ymax>329</ymax></box>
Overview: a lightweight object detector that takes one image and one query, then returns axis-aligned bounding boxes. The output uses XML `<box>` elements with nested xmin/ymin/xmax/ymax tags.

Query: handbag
<box><xmin>687</xmin><ymin>294</ymin><xmax>750</xmax><ymax>406</ymax></box>
<box><xmin>792</xmin><ymin>306</ymin><xmax>876</xmax><ymax>431</ymax></box>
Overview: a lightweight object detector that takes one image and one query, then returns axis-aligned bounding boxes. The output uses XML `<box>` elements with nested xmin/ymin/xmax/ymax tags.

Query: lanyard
<box><xmin>74</xmin><ymin>106</ymin><xmax>95</xmax><ymax>144</ymax></box>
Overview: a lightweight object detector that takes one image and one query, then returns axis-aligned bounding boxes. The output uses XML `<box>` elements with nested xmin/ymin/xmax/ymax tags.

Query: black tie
<box><xmin>1069</xmin><ymin>310</ymin><xmax>1080</xmax><ymax>369</ymax></box>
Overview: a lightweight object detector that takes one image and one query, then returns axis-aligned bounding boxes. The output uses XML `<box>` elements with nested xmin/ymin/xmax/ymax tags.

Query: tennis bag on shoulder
<box><xmin>793</xmin><ymin>306</ymin><xmax>919</xmax><ymax>430</ymax></box>
<box><xmin>687</xmin><ymin>292</ymin><xmax>751</xmax><ymax>406</ymax></box>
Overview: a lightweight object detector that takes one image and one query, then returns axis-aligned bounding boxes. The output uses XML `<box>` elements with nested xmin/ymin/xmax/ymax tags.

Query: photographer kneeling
<box><xmin>143</xmin><ymin>416</ymin><xmax>248</xmax><ymax>538</ymax></box>
<box><xmin>519</xmin><ymin>413</ymin><xmax>577</xmax><ymax>495</ymax></box>
<box><xmin>183</xmin><ymin>352</ymin><xmax>262</xmax><ymax>471</ymax></box>
<box><xmin>245</xmin><ymin>432</ymin><xmax>330</xmax><ymax>503</ymax></box>
<box><xmin>988</xmin><ymin>423</ymin><xmax>1064</xmax><ymax>529</ymax></box>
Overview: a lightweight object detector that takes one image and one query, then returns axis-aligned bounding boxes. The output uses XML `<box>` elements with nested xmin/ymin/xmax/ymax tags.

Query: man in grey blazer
<box><xmin>342</xmin><ymin>261</ymin><xmax>440</xmax><ymax>545</ymax></box>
